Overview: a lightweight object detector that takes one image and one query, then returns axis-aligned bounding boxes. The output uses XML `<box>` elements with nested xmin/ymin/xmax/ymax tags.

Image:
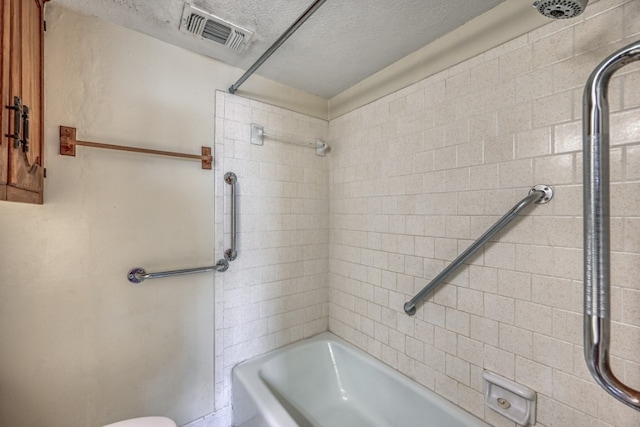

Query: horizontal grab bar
<box><xmin>403</xmin><ymin>185</ymin><xmax>553</xmax><ymax>316</ymax></box>
<box><xmin>128</xmin><ymin>261</ymin><xmax>229</xmax><ymax>284</ymax></box>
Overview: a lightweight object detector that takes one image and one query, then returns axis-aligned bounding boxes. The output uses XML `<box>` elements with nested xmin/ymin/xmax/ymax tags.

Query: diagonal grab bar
<box><xmin>583</xmin><ymin>40</ymin><xmax>640</xmax><ymax>411</ymax></box>
<box><xmin>403</xmin><ymin>185</ymin><xmax>553</xmax><ymax>316</ymax></box>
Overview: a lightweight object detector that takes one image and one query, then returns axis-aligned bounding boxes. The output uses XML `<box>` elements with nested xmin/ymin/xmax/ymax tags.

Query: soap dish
<box><xmin>483</xmin><ymin>370</ymin><xmax>536</xmax><ymax>426</ymax></box>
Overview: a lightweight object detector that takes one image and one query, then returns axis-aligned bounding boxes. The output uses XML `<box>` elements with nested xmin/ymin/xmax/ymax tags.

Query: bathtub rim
<box><xmin>231</xmin><ymin>331</ymin><xmax>490</xmax><ymax>427</ymax></box>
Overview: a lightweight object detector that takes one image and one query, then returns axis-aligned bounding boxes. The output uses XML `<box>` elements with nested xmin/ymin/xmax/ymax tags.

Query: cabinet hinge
<box><xmin>44</xmin><ymin>21</ymin><xmax>47</xmax><ymax>32</ymax></box>
<box><xmin>44</xmin><ymin>168</ymin><xmax>47</xmax><ymax>178</ymax></box>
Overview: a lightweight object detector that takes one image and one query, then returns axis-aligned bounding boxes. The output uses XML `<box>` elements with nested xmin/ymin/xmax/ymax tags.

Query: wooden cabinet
<box><xmin>1</xmin><ymin>0</ymin><xmax>47</xmax><ymax>204</ymax></box>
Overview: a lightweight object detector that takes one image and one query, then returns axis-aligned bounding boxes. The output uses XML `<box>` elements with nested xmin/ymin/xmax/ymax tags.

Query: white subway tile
<box><xmin>499</xmin><ymin>323</ymin><xmax>533</xmax><ymax>358</ymax></box>
<box><xmin>457</xmin><ymin>288</ymin><xmax>484</xmax><ymax>316</ymax></box>
<box><xmin>515</xmin><ymin>127</ymin><xmax>552</xmax><ymax>159</ymax></box>
<box><xmin>534</xmin><ymin>333</ymin><xmax>574</xmax><ymax>371</ymax></box>
<box><xmin>499</xmin><ymin>159</ymin><xmax>533</xmax><ymax>188</ymax></box>
<box><xmin>424</xmin><ymin>343</ymin><xmax>447</xmax><ymax>373</ymax></box>
<box><xmin>484</xmin><ymin>345</ymin><xmax>515</xmax><ymax>380</ymax></box>
<box><xmin>497</xmin><ymin>102</ymin><xmax>532</xmax><ymax>136</ymax></box>
<box><xmin>446</xmin><ymin>307</ymin><xmax>470</xmax><ymax>336</ymax></box>
<box><xmin>533</xmin><ymin>91</ymin><xmax>574</xmax><ymax>128</ymax></box>
<box><xmin>484</xmin><ymin>242</ymin><xmax>516</xmax><ymax>271</ymax></box>
<box><xmin>575</xmin><ymin>5</ymin><xmax>624</xmax><ymax>56</ymax></box>
<box><xmin>598</xmin><ymin>395</ymin><xmax>640</xmax><ymax>427</ymax></box>
<box><xmin>554</xmin><ymin>120</ymin><xmax>582</xmax><ymax>154</ymax></box>
<box><xmin>553</xmin><ymin>309</ymin><xmax>582</xmax><ymax>347</ymax></box>
<box><xmin>435</xmin><ymin>326</ymin><xmax>458</xmax><ymax>355</ymax></box>
<box><xmin>516</xmin><ymin>356</ymin><xmax>554</xmax><ymax>396</ymax></box>
<box><xmin>624</xmin><ymin>0</ymin><xmax>640</xmax><ymax>37</ymax></box>
<box><xmin>498</xmin><ymin>270</ymin><xmax>532</xmax><ymax>301</ymax></box>
<box><xmin>424</xmin><ymin>301</ymin><xmax>446</xmax><ymax>328</ymax></box>
<box><xmin>470</xmin><ymin>315</ymin><xmax>499</xmax><ymax>347</ymax></box>
<box><xmin>458</xmin><ymin>383</ymin><xmax>485</xmax><ymax>420</ymax></box>
<box><xmin>484</xmin><ymin>293</ymin><xmax>515</xmax><ymax>324</ymax></box>
<box><xmin>625</xmin><ymin>144</ymin><xmax>640</xmax><ymax>180</ymax></box>
<box><xmin>435</xmin><ymin>371</ymin><xmax>459</xmax><ymax>403</ymax></box>
<box><xmin>446</xmin><ymin>353</ymin><xmax>470</xmax><ymax>385</ymax></box>
<box><xmin>415</xmin><ymin>360</ymin><xmax>436</xmax><ymax>390</ymax></box>
<box><xmin>532</xmin><ymin>27</ymin><xmax>575</xmax><ymax>69</ymax></box>
<box><xmin>515</xmin><ymin>300</ymin><xmax>553</xmax><ymax>335</ymax></box>
<box><xmin>499</xmin><ymin>45</ymin><xmax>533</xmax><ymax>82</ymax></box>
<box><xmin>552</xmin><ymin>371</ymin><xmax>600</xmax><ymax>417</ymax></box>
<box><xmin>457</xmin><ymin>335</ymin><xmax>484</xmax><ymax>366</ymax></box>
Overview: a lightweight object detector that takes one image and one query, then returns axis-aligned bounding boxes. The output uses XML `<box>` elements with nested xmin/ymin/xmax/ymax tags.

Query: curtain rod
<box><xmin>228</xmin><ymin>0</ymin><xmax>327</xmax><ymax>94</ymax></box>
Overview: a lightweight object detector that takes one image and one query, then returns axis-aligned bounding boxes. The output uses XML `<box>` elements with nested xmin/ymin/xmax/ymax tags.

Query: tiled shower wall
<box><xmin>212</xmin><ymin>91</ymin><xmax>330</xmax><ymax>424</ymax></box>
<box><xmin>328</xmin><ymin>0</ymin><xmax>640</xmax><ymax>426</ymax></box>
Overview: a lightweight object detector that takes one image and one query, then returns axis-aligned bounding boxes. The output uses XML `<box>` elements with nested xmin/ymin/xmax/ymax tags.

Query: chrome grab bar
<box><xmin>403</xmin><ymin>185</ymin><xmax>553</xmax><ymax>316</ymax></box>
<box><xmin>224</xmin><ymin>172</ymin><xmax>238</xmax><ymax>261</ymax></box>
<box><xmin>128</xmin><ymin>262</ymin><xmax>229</xmax><ymax>283</ymax></box>
<box><xmin>583</xmin><ymin>40</ymin><xmax>640</xmax><ymax>411</ymax></box>
<box><xmin>126</xmin><ymin>171</ymin><xmax>240</xmax><ymax>283</ymax></box>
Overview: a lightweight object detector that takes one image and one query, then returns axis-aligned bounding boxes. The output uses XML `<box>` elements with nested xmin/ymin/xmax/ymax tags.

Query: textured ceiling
<box><xmin>50</xmin><ymin>0</ymin><xmax>506</xmax><ymax>98</ymax></box>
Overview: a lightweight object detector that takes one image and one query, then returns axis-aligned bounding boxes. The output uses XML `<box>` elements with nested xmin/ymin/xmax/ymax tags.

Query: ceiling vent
<box><xmin>180</xmin><ymin>3</ymin><xmax>253</xmax><ymax>53</ymax></box>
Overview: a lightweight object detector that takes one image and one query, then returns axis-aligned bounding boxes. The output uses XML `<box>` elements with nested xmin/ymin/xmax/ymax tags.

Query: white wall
<box><xmin>210</xmin><ymin>91</ymin><xmax>330</xmax><ymax>425</ymax></box>
<box><xmin>0</xmin><ymin>4</ymin><xmax>325</xmax><ymax>427</ymax></box>
<box><xmin>328</xmin><ymin>0</ymin><xmax>640</xmax><ymax>426</ymax></box>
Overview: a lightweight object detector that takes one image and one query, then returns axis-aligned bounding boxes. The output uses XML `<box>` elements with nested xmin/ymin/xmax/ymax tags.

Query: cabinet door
<box><xmin>0</xmin><ymin>0</ymin><xmax>10</xmax><ymax>200</ymax></box>
<box><xmin>6</xmin><ymin>0</ymin><xmax>45</xmax><ymax>204</ymax></box>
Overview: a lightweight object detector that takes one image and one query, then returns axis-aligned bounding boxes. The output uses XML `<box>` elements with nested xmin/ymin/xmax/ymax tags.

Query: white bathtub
<box><xmin>232</xmin><ymin>332</ymin><xmax>490</xmax><ymax>427</ymax></box>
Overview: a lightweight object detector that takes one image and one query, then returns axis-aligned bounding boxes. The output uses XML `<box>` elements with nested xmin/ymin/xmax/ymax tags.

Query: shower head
<box><xmin>532</xmin><ymin>0</ymin><xmax>589</xmax><ymax>19</ymax></box>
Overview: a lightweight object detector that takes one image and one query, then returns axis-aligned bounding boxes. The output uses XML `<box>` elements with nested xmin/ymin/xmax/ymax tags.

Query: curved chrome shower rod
<box><xmin>583</xmin><ymin>39</ymin><xmax>640</xmax><ymax>411</ymax></box>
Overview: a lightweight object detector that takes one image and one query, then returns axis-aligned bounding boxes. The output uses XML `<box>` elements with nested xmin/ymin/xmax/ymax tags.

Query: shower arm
<box><xmin>583</xmin><ymin>39</ymin><xmax>640</xmax><ymax>411</ymax></box>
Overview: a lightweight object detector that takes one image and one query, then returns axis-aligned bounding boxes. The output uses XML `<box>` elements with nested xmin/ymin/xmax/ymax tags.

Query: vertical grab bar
<box><xmin>126</xmin><ymin>171</ymin><xmax>239</xmax><ymax>282</ymax></box>
<box><xmin>224</xmin><ymin>172</ymin><xmax>238</xmax><ymax>261</ymax></box>
<box><xmin>583</xmin><ymin>40</ymin><xmax>640</xmax><ymax>411</ymax></box>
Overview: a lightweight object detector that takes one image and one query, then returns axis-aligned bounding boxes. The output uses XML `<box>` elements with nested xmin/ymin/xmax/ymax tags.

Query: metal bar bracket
<box><xmin>250</xmin><ymin>122</ymin><xmax>328</xmax><ymax>156</ymax></box>
<box><xmin>59</xmin><ymin>126</ymin><xmax>213</xmax><ymax>170</ymax></box>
